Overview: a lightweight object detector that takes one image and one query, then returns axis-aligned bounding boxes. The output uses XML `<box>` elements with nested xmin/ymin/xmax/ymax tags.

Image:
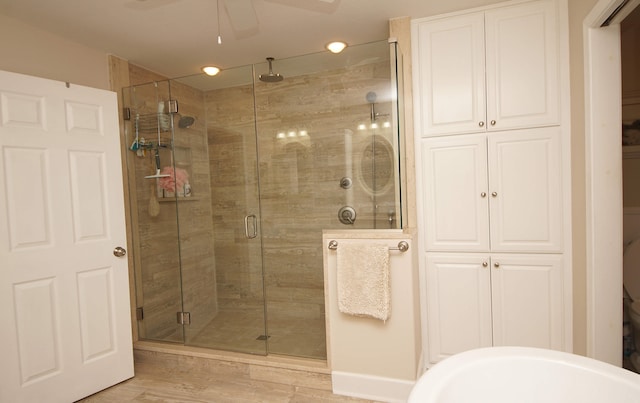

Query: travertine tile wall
<box><xmin>205</xmin><ymin>58</ymin><xmax>396</xmax><ymax>358</ymax></box>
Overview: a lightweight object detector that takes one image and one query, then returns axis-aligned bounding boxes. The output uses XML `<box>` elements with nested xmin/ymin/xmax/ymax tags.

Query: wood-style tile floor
<box><xmin>78</xmin><ymin>351</ymin><xmax>381</xmax><ymax>403</ymax></box>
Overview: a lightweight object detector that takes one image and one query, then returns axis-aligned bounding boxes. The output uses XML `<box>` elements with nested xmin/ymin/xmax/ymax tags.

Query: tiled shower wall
<box><xmin>205</xmin><ymin>59</ymin><xmax>395</xmax><ymax>357</ymax></box>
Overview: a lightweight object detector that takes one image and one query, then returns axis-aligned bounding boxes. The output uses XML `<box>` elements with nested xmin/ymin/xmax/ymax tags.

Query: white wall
<box><xmin>323</xmin><ymin>230</ymin><xmax>421</xmax><ymax>403</ymax></box>
<box><xmin>0</xmin><ymin>14</ymin><xmax>110</xmax><ymax>90</ymax></box>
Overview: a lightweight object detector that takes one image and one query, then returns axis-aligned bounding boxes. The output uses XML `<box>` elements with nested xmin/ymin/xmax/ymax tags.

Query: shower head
<box><xmin>178</xmin><ymin>115</ymin><xmax>195</xmax><ymax>129</ymax></box>
<box><xmin>259</xmin><ymin>57</ymin><xmax>284</xmax><ymax>83</ymax></box>
<box><xmin>366</xmin><ymin>91</ymin><xmax>378</xmax><ymax>122</ymax></box>
<box><xmin>366</xmin><ymin>91</ymin><xmax>377</xmax><ymax>103</ymax></box>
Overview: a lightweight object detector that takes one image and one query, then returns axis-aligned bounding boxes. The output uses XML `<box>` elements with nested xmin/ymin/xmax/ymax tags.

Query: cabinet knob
<box><xmin>494</xmin><ymin>262</ymin><xmax>500</xmax><ymax>268</ymax></box>
<box><xmin>479</xmin><ymin>121</ymin><xmax>485</xmax><ymax>127</ymax></box>
<box><xmin>481</xmin><ymin>192</ymin><xmax>487</xmax><ymax>198</ymax></box>
<box><xmin>490</xmin><ymin>120</ymin><xmax>496</xmax><ymax>126</ymax></box>
<box><xmin>482</xmin><ymin>261</ymin><xmax>488</xmax><ymax>268</ymax></box>
<box><xmin>491</xmin><ymin>192</ymin><xmax>498</xmax><ymax>197</ymax></box>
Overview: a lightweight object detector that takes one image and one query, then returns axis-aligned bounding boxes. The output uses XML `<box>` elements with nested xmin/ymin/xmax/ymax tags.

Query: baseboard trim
<box><xmin>331</xmin><ymin>371</ymin><xmax>415</xmax><ymax>403</ymax></box>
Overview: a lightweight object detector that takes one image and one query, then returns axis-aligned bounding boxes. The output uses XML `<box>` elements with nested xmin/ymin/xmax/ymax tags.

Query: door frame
<box><xmin>584</xmin><ymin>0</ymin><xmax>640</xmax><ymax>365</ymax></box>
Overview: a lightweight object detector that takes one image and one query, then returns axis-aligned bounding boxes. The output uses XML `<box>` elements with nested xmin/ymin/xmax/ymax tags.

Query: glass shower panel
<box><xmin>175</xmin><ymin>66</ymin><xmax>268</xmax><ymax>355</ymax></box>
<box><xmin>253</xmin><ymin>40</ymin><xmax>398</xmax><ymax>359</ymax></box>
<box><xmin>122</xmin><ymin>80</ymin><xmax>184</xmax><ymax>343</ymax></box>
<box><xmin>124</xmin><ymin>40</ymin><xmax>401</xmax><ymax>359</ymax></box>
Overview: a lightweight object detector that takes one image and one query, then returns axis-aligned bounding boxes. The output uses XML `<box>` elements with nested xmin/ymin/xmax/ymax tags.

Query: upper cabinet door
<box><xmin>485</xmin><ymin>0</ymin><xmax>559</xmax><ymax>131</ymax></box>
<box><xmin>413</xmin><ymin>13</ymin><xmax>486</xmax><ymax>136</ymax></box>
<box><xmin>488</xmin><ymin>127</ymin><xmax>563</xmax><ymax>252</ymax></box>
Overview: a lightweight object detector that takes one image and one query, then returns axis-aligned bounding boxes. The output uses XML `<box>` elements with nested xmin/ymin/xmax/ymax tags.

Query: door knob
<box><xmin>494</xmin><ymin>262</ymin><xmax>500</xmax><ymax>268</ymax></box>
<box><xmin>491</xmin><ymin>192</ymin><xmax>498</xmax><ymax>197</ymax></box>
<box><xmin>481</xmin><ymin>192</ymin><xmax>487</xmax><ymax>198</ymax></box>
<box><xmin>490</xmin><ymin>120</ymin><xmax>496</xmax><ymax>126</ymax></box>
<box><xmin>113</xmin><ymin>246</ymin><xmax>127</xmax><ymax>257</ymax></box>
<box><xmin>479</xmin><ymin>121</ymin><xmax>485</xmax><ymax>127</ymax></box>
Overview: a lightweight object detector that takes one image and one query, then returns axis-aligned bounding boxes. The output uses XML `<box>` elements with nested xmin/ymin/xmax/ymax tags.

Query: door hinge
<box><xmin>177</xmin><ymin>311</ymin><xmax>191</xmax><ymax>325</ymax></box>
<box><xmin>168</xmin><ymin>99</ymin><xmax>178</xmax><ymax>114</ymax></box>
<box><xmin>136</xmin><ymin>307</ymin><xmax>144</xmax><ymax>320</ymax></box>
<box><xmin>123</xmin><ymin>107</ymin><xmax>131</xmax><ymax>120</ymax></box>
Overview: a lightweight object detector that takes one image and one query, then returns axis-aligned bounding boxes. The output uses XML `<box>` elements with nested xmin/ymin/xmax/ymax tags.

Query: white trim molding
<box><xmin>331</xmin><ymin>371</ymin><xmax>415</xmax><ymax>403</ymax></box>
<box><xmin>583</xmin><ymin>0</ymin><xmax>632</xmax><ymax>365</ymax></box>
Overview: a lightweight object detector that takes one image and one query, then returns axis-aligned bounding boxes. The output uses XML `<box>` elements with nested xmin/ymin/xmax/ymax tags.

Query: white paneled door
<box><xmin>0</xmin><ymin>70</ymin><xmax>133</xmax><ymax>402</ymax></box>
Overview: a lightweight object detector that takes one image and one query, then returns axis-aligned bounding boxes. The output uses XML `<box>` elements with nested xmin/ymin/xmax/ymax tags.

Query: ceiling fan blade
<box><xmin>223</xmin><ymin>0</ymin><xmax>259</xmax><ymax>33</ymax></box>
<box><xmin>123</xmin><ymin>0</ymin><xmax>181</xmax><ymax>11</ymax></box>
<box><xmin>264</xmin><ymin>0</ymin><xmax>340</xmax><ymax>14</ymax></box>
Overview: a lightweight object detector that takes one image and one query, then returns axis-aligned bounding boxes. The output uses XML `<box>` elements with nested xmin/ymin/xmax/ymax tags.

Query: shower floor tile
<box><xmin>187</xmin><ymin>308</ymin><xmax>327</xmax><ymax>359</ymax></box>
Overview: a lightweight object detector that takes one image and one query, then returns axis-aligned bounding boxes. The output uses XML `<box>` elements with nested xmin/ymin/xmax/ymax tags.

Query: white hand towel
<box><xmin>336</xmin><ymin>242</ymin><xmax>390</xmax><ymax>321</ymax></box>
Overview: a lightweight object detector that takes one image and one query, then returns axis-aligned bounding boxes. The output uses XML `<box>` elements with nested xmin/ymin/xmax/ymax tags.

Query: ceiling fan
<box><xmin>224</xmin><ymin>0</ymin><xmax>340</xmax><ymax>34</ymax></box>
<box><xmin>126</xmin><ymin>0</ymin><xmax>340</xmax><ymax>36</ymax></box>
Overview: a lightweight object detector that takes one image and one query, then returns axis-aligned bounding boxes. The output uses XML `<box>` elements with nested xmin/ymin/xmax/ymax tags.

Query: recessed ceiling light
<box><xmin>201</xmin><ymin>66</ymin><xmax>221</xmax><ymax>76</ymax></box>
<box><xmin>326</xmin><ymin>41</ymin><xmax>347</xmax><ymax>54</ymax></box>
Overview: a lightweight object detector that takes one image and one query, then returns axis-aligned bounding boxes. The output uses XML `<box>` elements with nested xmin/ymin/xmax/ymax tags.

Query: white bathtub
<box><xmin>408</xmin><ymin>347</ymin><xmax>640</xmax><ymax>403</ymax></box>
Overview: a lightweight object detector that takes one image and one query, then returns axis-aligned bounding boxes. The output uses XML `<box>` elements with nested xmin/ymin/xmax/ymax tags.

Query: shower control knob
<box><xmin>340</xmin><ymin>177</ymin><xmax>352</xmax><ymax>189</ymax></box>
<box><xmin>338</xmin><ymin>206</ymin><xmax>356</xmax><ymax>225</ymax></box>
<box><xmin>113</xmin><ymin>246</ymin><xmax>127</xmax><ymax>257</ymax></box>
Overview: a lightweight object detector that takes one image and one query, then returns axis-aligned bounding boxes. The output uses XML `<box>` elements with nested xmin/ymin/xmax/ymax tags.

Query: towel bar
<box><xmin>327</xmin><ymin>240</ymin><xmax>409</xmax><ymax>252</ymax></box>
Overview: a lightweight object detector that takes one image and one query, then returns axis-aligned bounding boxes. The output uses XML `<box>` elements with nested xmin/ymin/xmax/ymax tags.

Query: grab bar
<box><xmin>327</xmin><ymin>240</ymin><xmax>409</xmax><ymax>252</ymax></box>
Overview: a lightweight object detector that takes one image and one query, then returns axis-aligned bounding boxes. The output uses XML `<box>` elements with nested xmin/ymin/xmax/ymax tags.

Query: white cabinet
<box><xmin>413</xmin><ymin>0</ymin><xmax>559</xmax><ymax>136</ymax></box>
<box><xmin>426</xmin><ymin>253</ymin><xmax>563</xmax><ymax>364</ymax></box>
<box><xmin>412</xmin><ymin>0</ymin><xmax>571</xmax><ymax>367</ymax></box>
<box><xmin>421</xmin><ymin>126</ymin><xmax>563</xmax><ymax>253</ymax></box>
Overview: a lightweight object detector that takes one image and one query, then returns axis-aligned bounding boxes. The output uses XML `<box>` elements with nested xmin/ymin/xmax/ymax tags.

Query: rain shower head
<box><xmin>259</xmin><ymin>57</ymin><xmax>284</xmax><ymax>83</ymax></box>
<box><xmin>178</xmin><ymin>115</ymin><xmax>195</xmax><ymax>129</ymax></box>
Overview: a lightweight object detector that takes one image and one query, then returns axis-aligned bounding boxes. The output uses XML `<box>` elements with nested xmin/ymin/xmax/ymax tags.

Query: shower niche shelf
<box><xmin>158</xmin><ymin>196</ymin><xmax>199</xmax><ymax>203</ymax></box>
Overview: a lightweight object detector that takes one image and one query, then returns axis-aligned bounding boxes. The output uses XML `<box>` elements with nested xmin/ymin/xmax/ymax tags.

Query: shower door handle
<box><xmin>244</xmin><ymin>214</ymin><xmax>258</xmax><ymax>239</ymax></box>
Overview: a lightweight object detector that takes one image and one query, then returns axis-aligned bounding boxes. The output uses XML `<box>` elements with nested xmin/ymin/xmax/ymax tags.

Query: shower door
<box><xmin>174</xmin><ymin>67</ymin><xmax>269</xmax><ymax>355</ymax></box>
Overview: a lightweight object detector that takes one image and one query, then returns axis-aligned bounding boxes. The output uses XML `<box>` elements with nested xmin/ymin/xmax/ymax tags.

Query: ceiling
<box><xmin>0</xmin><ymin>0</ymin><xmax>501</xmax><ymax>78</ymax></box>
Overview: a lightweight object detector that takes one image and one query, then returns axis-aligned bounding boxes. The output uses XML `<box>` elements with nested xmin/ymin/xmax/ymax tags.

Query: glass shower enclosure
<box><xmin>122</xmin><ymin>40</ymin><xmax>404</xmax><ymax>359</ymax></box>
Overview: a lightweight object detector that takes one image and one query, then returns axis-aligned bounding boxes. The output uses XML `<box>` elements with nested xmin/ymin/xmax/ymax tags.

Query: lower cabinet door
<box><xmin>425</xmin><ymin>253</ymin><xmax>492</xmax><ymax>364</ymax></box>
<box><xmin>490</xmin><ymin>253</ymin><xmax>564</xmax><ymax>350</ymax></box>
<box><xmin>425</xmin><ymin>252</ymin><xmax>564</xmax><ymax>365</ymax></box>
